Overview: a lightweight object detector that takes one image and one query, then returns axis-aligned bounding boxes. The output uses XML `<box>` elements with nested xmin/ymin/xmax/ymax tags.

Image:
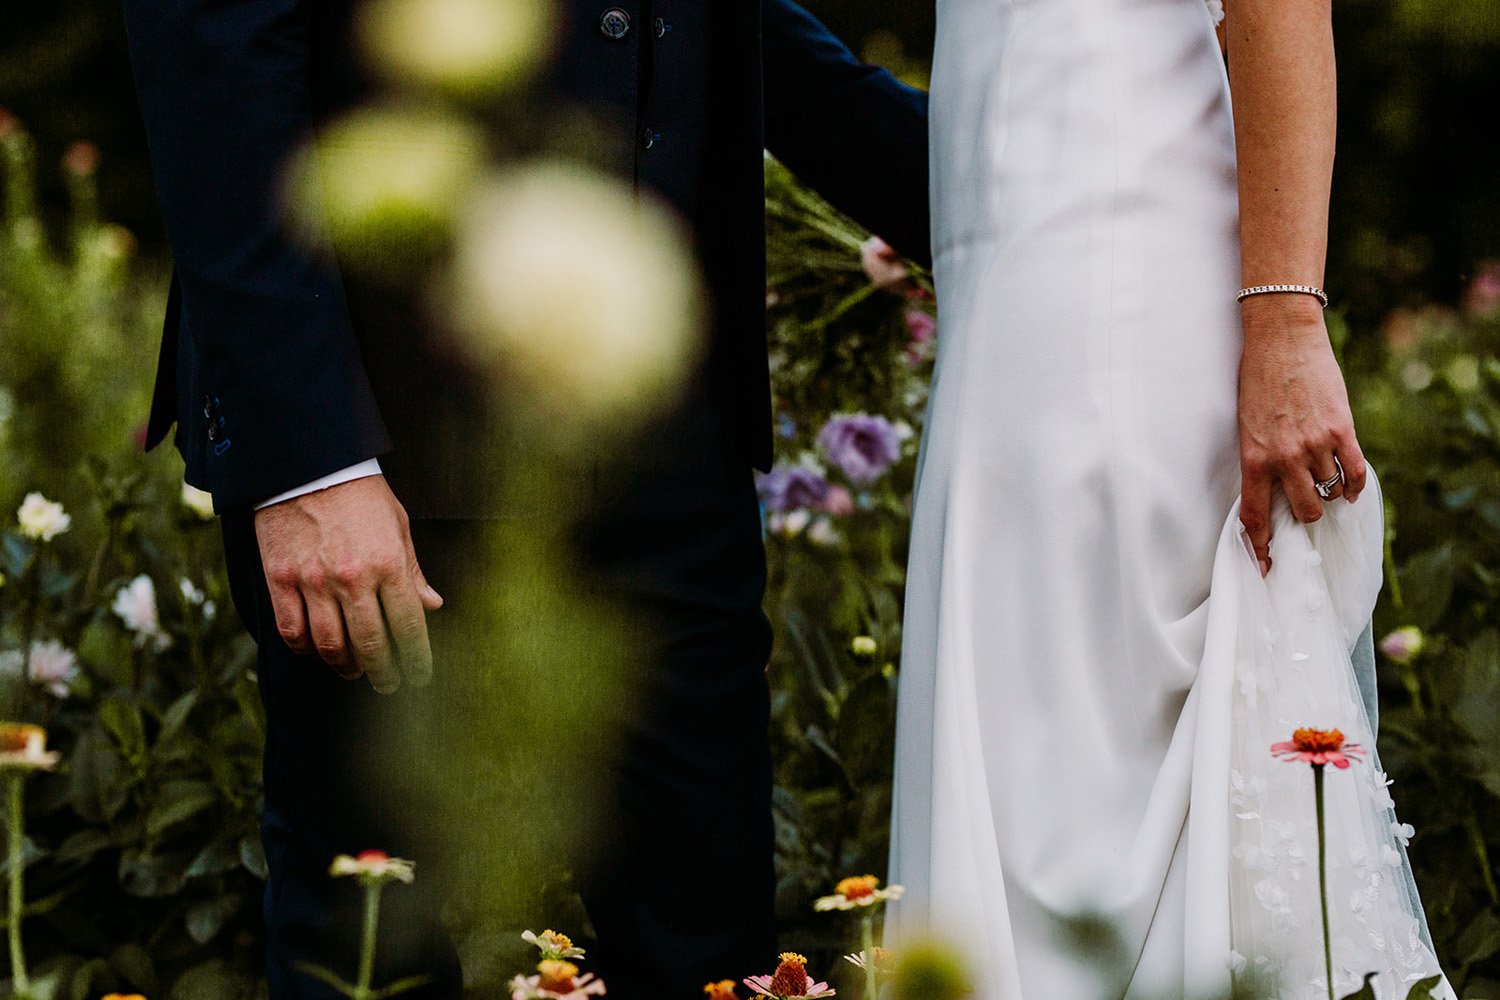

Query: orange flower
<box><xmin>101</xmin><ymin>995</ymin><xmax>148</xmax><ymax>1000</ymax></box>
<box><xmin>704</xmin><ymin>981</ymin><xmax>739</xmax><ymax>1000</ymax></box>
<box><xmin>537</xmin><ymin>961</ymin><xmax>580</xmax><ymax>991</ymax></box>
<box><xmin>1270</xmin><ymin>728</ymin><xmax>1366</xmax><ymax>770</ymax></box>
<box><xmin>0</xmin><ymin>722</ymin><xmax>60</xmax><ymax>771</ymax></box>
<box><xmin>814</xmin><ymin>874</ymin><xmax>904</xmax><ymax>911</ymax></box>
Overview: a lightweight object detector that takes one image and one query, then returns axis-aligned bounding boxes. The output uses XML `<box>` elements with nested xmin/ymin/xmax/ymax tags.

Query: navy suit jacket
<box><xmin>123</xmin><ymin>0</ymin><xmax>929</xmax><ymax>516</ymax></box>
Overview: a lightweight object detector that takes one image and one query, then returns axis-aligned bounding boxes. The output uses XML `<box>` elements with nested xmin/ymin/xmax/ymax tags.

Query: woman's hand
<box><xmin>1237</xmin><ymin>295</ymin><xmax>1368</xmax><ymax>570</ymax></box>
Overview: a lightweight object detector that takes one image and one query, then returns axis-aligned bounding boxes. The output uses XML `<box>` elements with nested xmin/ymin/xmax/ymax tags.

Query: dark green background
<box><xmin>3</xmin><ymin>0</ymin><xmax>1498</xmax><ymax>322</ymax></box>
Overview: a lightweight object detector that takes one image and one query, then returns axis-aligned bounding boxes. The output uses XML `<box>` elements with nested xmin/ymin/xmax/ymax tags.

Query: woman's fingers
<box><xmin>1240</xmin><ymin>463</ymin><xmax>1274</xmax><ymax>572</ymax></box>
<box><xmin>1337</xmin><ymin>431</ymin><xmax>1369</xmax><ymax>503</ymax></box>
<box><xmin>1309</xmin><ymin>450</ymin><xmax>1345</xmax><ymax>502</ymax></box>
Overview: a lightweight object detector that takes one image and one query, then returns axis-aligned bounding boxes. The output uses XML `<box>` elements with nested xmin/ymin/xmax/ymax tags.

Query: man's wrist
<box><xmin>253</xmin><ymin>459</ymin><xmax>383</xmax><ymax>511</ymax></box>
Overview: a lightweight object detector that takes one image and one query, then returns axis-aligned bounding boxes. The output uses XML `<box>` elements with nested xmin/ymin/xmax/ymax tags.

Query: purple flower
<box><xmin>757</xmin><ymin>464</ymin><xmax>831</xmax><ymax>513</ymax></box>
<box><xmin>817</xmin><ymin>414</ymin><xmax>902</xmax><ymax>485</ymax></box>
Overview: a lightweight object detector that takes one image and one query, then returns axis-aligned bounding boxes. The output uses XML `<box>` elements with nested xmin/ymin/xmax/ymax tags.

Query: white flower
<box><xmin>113</xmin><ymin>575</ymin><xmax>172</xmax><ymax>651</ymax></box>
<box><xmin>1378</xmin><ymin>627</ymin><xmax>1424</xmax><ymax>665</ymax></box>
<box><xmin>180</xmin><ymin>577</ymin><xmax>205</xmax><ymax>606</ymax></box>
<box><xmin>0</xmin><ymin>640</ymin><xmax>79</xmax><ymax>698</ymax></box>
<box><xmin>180</xmin><ymin>483</ymin><xmax>216</xmax><ymax>520</ymax></box>
<box><xmin>329</xmin><ymin>850</ymin><xmax>416</xmax><ymax>884</ymax></box>
<box><xmin>16</xmin><ymin>492</ymin><xmax>70</xmax><ymax>542</ymax></box>
<box><xmin>0</xmin><ymin>723</ymin><xmax>60</xmax><ymax>771</ymax></box>
<box><xmin>452</xmin><ymin>163</ymin><xmax>704</xmax><ymax>425</ymax></box>
<box><xmin>806</xmin><ymin>517</ymin><xmax>840</xmax><ymax>546</ymax></box>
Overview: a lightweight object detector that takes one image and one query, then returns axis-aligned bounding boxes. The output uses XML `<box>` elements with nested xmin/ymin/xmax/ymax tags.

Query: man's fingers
<box><xmin>343</xmin><ymin>593</ymin><xmax>399</xmax><ymax>694</ymax></box>
<box><xmin>267</xmin><ymin>579</ymin><xmax>313</xmax><ymax>656</ymax></box>
<box><xmin>381</xmin><ymin>580</ymin><xmax>434</xmax><ymax>688</ymax></box>
<box><xmin>305</xmin><ymin>591</ymin><xmax>360</xmax><ymax>678</ymax></box>
<box><xmin>409</xmin><ymin>547</ymin><xmax>444</xmax><ymax>612</ymax></box>
<box><xmin>1239</xmin><ymin>467</ymin><xmax>1274</xmax><ymax>572</ymax></box>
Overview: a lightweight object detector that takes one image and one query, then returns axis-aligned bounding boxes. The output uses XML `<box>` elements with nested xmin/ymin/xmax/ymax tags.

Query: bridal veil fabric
<box><xmin>890</xmin><ymin>0</ymin><xmax>1452</xmax><ymax>995</ymax></box>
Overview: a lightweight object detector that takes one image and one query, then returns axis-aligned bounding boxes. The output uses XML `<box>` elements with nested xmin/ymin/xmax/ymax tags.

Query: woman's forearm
<box><xmin>1226</xmin><ymin>0</ymin><xmax>1337</xmax><ymax>306</ymax></box>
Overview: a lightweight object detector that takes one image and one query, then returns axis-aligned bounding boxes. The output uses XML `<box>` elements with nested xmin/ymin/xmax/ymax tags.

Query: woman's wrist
<box><xmin>1239</xmin><ymin>291</ymin><xmax>1328</xmax><ymax>345</ymax></box>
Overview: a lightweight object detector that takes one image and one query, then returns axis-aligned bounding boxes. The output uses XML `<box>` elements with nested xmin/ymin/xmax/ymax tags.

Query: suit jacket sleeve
<box><xmin>762</xmin><ymin>0</ymin><xmax>931</xmax><ymax>267</ymax></box>
<box><xmin>122</xmin><ymin>0</ymin><xmax>390</xmax><ymax>507</ymax></box>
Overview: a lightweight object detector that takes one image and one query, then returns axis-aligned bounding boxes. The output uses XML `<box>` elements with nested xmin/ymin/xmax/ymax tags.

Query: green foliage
<box><xmin>1</xmin><ymin>120</ymin><xmax>264</xmax><ymax>998</ymax></box>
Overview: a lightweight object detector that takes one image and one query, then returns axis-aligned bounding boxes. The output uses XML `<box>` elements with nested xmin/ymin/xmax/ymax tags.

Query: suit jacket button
<box><xmin>600</xmin><ymin>8</ymin><xmax>630</xmax><ymax>38</ymax></box>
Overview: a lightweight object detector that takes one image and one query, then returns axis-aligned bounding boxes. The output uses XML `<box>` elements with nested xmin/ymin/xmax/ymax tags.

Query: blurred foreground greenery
<box><xmin>1</xmin><ymin>88</ymin><xmax>1499</xmax><ymax>1000</ymax></box>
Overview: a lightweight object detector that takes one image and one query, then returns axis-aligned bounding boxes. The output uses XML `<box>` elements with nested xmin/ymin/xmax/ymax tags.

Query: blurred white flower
<box><xmin>1400</xmin><ymin>361</ymin><xmax>1433</xmax><ymax>392</ymax></box>
<box><xmin>451</xmin><ymin>163</ymin><xmax>704</xmax><ymax>425</ymax></box>
<box><xmin>806</xmin><ymin>517</ymin><xmax>840</xmax><ymax>547</ymax></box>
<box><xmin>0</xmin><ymin>640</ymin><xmax>79</xmax><ymax>698</ymax></box>
<box><xmin>113</xmin><ymin>575</ymin><xmax>171</xmax><ymax>651</ymax></box>
<box><xmin>181</xmin><ymin>483</ymin><xmax>216</xmax><ymax>520</ymax></box>
<box><xmin>330</xmin><ymin>849</ymin><xmax>416</xmax><ymax>885</ymax></box>
<box><xmin>16</xmin><ymin>492</ymin><xmax>70</xmax><ymax>542</ymax></box>
<box><xmin>179</xmin><ymin>577</ymin><xmax>205</xmax><ymax>606</ymax></box>
<box><xmin>360</xmin><ymin>0</ymin><xmax>551</xmax><ymax>98</ymax></box>
<box><xmin>1377</xmin><ymin>626</ymin><xmax>1424</xmax><ymax>664</ymax></box>
<box><xmin>850</xmin><ymin>635</ymin><xmax>878</xmax><ymax>657</ymax></box>
<box><xmin>1446</xmin><ymin>355</ymin><xmax>1481</xmax><ymax>392</ymax></box>
<box><xmin>284</xmin><ymin>106</ymin><xmax>486</xmax><ymax>272</ymax></box>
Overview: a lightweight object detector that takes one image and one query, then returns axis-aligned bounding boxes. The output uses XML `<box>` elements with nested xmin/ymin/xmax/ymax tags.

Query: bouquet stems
<box><xmin>1315</xmin><ymin>764</ymin><xmax>1334</xmax><ymax>1000</ymax></box>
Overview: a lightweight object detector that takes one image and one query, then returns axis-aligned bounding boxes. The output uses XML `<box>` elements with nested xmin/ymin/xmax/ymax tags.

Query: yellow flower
<box><xmin>850</xmin><ymin>636</ymin><xmax>878</xmax><ymax>657</ymax></box>
<box><xmin>523</xmin><ymin>928</ymin><xmax>586</xmax><ymax>961</ymax></box>
<box><xmin>101</xmin><ymin>995</ymin><xmax>148</xmax><ymax>1000</ymax></box>
<box><xmin>814</xmin><ymin>875</ymin><xmax>905</xmax><ymax>911</ymax></box>
<box><xmin>0</xmin><ymin>722</ymin><xmax>60</xmax><ymax>771</ymax></box>
<box><xmin>704</xmin><ymin>981</ymin><xmax>740</xmax><ymax>1000</ymax></box>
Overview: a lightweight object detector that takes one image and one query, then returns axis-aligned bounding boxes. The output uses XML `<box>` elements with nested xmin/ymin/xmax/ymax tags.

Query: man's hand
<box><xmin>255</xmin><ymin>475</ymin><xmax>443</xmax><ymax>693</ymax></box>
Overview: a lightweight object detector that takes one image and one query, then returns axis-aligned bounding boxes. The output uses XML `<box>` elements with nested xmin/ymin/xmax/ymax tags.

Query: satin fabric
<box><xmin>891</xmin><ymin>0</ymin><xmax>1450</xmax><ymax>995</ymax></box>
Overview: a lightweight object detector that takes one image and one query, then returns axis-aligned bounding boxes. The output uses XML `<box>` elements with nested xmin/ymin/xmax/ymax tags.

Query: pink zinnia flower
<box><xmin>745</xmin><ymin>953</ymin><xmax>834</xmax><ymax>1000</ymax></box>
<box><xmin>1270</xmin><ymin>728</ymin><xmax>1366</xmax><ymax>770</ymax></box>
<box><xmin>860</xmin><ymin>237</ymin><xmax>908</xmax><ymax>291</ymax></box>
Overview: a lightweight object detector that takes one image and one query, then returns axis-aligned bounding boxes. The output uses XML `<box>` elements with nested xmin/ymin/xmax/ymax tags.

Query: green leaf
<box><xmin>52</xmin><ymin>827</ymin><xmax>118</xmax><ymax>865</ymax></box>
<box><xmin>145</xmin><ymin>779</ymin><xmax>218</xmax><ymax>837</ymax></box>
<box><xmin>1405</xmin><ymin>975</ymin><xmax>1443</xmax><ymax>999</ymax></box>
<box><xmin>75</xmin><ymin>619</ymin><xmax>133</xmax><ymax>688</ymax></box>
<box><xmin>118</xmin><ymin>846</ymin><xmax>189</xmax><ymax>899</ymax></box>
<box><xmin>108</xmin><ymin>943</ymin><xmax>158</xmax><ymax>996</ymax></box>
<box><xmin>66</xmin><ymin>728</ymin><xmax>132</xmax><ymax>823</ymax></box>
<box><xmin>185</xmin><ymin>892</ymin><xmax>242</xmax><ymax>944</ymax></box>
<box><xmin>168</xmin><ymin>959</ymin><xmax>253</xmax><ymax>1000</ymax></box>
<box><xmin>157</xmin><ymin>689</ymin><xmax>199</xmax><ymax>747</ymax></box>
<box><xmin>1396</xmin><ymin>543</ymin><xmax>1455</xmax><ymax>630</ymax></box>
<box><xmin>1338</xmin><ymin>972</ymin><xmax>1378</xmax><ymax>1000</ymax></box>
<box><xmin>239</xmin><ymin>834</ymin><xmax>268</xmax><ymax>880</ymax></box>
<box><xmin>1454</xmin><ymin>908</ymin><xmax>1500</xmax><ymax>966</ymax></box>
<box><xmin>99</xmin><ymin>698</ymin><xmax>147</xmax><ymax>767</ymax></box>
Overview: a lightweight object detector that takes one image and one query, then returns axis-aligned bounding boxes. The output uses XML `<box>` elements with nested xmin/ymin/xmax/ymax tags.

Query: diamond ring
<box><xmin>1315</xmin><ymin>456</ymin><xmax>1345</xmax><ymax>501</ymax></box>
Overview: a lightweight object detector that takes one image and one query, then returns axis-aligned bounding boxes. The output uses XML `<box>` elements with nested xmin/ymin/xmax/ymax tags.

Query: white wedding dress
<box><xmin>889</xmin><ymin>0</ymin><xmax>1453</xmax><ymax>996</ymax></box>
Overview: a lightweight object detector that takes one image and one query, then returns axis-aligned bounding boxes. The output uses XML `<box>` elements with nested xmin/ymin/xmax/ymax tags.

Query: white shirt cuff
<box><xmin>253</xmin><ymin>459</ymin><xmax>383</xmax><ymax>510</ymax></box>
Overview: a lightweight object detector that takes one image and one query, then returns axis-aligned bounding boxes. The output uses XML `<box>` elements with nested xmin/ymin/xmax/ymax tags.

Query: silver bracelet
<box><xmin>1237</xmin><ymin>283</ymin><xmax>1330</xmax><ymax>308</ymax></box>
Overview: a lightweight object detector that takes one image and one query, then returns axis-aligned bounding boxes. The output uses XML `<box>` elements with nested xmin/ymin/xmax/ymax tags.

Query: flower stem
<box><xmin>7</xmin><ymin>772</ymin><xmax>30</xmax><ymax>999</ymax></box>
<box><xmin>861</xmin><ymin>914</ymin><xmax>877</xmax><ymax>1000</ymax></box>
<box><xmin>1314</xmin><ymin>764</ymin><xmax>1333</xmax><ymax>1000</ymax></box>
<box><xmin>356</xmin><ymin>882</ymin><xmax>383</xmax><ymax>1000</ymax></box>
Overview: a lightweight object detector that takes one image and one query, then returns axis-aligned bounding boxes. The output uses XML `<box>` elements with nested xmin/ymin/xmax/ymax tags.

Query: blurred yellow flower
<box><xmin>523</xmin><ymin>928</ymin><xmax>586</xmax><ymax>961</ymax></box>
<box><xmin>283</xmin><ymin>106</ymin><xmax>485</xmax><ymax>274</ymax></box>
<box><xmin>0</xmin><ymin>722</ymin><xmax>60</xmax><ymax>771</ymax></box>
<box><xmin>814</xmin><ymin>875</ymin><xmax>904</xmax><ymax>911</ymax></box>
<box><xmin>359</xmin><ymin>0</ymin><xmax>552</xmax><ymax>98</ymax></box>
